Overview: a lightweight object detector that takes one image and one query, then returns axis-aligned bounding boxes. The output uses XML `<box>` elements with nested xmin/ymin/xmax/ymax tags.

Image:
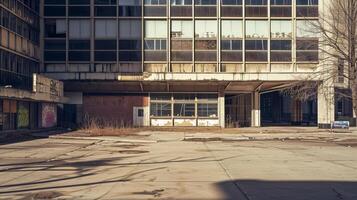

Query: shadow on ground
<box><xmin>216</xmin><ymin>179</ymin><xmax>357</xmax><ymax>200</ymax></box>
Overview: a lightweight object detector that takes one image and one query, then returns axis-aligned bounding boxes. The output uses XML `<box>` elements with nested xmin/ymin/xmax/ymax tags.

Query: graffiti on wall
<box><xmin>42</xmin><ymin>103</ymin><xmax>57</xmax><ymax>128</ymax></box>
<box><xmin>17</xmin><ymin>103</ymin><xmax>29</xmax><ymax>128</ymax></box>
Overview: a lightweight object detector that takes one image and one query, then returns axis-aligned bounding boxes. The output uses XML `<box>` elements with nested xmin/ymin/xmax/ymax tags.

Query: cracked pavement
<box><xmin>0</xmin><ymin>132</ymin><xmax>357</xmax><ymax>200</ymax></box>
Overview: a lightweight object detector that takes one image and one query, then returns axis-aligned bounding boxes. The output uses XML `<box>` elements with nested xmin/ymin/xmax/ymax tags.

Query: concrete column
<box><xmin>251</xmin><ymin>91</ymin><xmax>261</xmax><ymax>127</ymax></box>
<box><xmin>218</xmin><ymin>91</ymin><xmax>225</xmax><ymax>128</ymax></box>
<box><xmin>318</xmin><ymin>82</ymin><xmax>335</xmax><ymax>128</ymax></box>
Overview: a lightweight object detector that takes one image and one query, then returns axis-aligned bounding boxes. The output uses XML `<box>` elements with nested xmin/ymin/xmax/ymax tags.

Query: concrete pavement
<box><xmin>0</xmin><ymin>131</ymin><xmax>357</xmax><ymax>199</ymax></box>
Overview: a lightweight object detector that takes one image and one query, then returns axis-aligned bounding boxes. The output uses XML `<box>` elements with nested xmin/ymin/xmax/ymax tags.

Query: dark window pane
<box><xmin>44</xmin><ymin>6</ymin><xmax>66</xmax><ymax>16</ymax></box>
<box><xmin>271</xmin><ymin>40</ymin><xmax>291</xmax><ymax>50</ymax></box>
<box><xmin>119</xmin><ymin>6</ymin><xmax>142</xmax><ymax>16</ymax></box>
<box><xmin>68</xmin><ymin>51</ymin><xmax>90</xmax><ymax>61</ymax></box>
<box><xmin>69</xmin><ymin>40</ymin><xmax>91</xmax><ymax>50</ymax></box>
<box><xmin>119</xmin><ymin>40</ymin><xmax>142</xmax><ymax>50</ymax></box>
<box><xmin>69</xmin><ymin>0</ymin><xmax>90</xmax><ymax>4</ymax></box>
<box><xmin>44</xmin><ymin>51</ymin><xmax>66</xmax><ymax>61</ymax></box>
<box><xmin>95</xmin><ymin>6</ymin><xmax>117</xmax><ymax>16</ymax></box>
<box><xmin>119</xmin><ymin>51</ymin><xmax>142</xmax><ymax>61</ymax></box>
<box><xmin>68</xmin><ymin>6</ymin><xmax>90</xmax><ymax>16</ymax></box>
<box><xmin>245</xmin><ymin>40</ymin><xmax>268</xmax><ymax>50</ymax></box>
<box><xmin>95</xmin><ymin>51</ymin><xmax>117</xmax><ymax>61</ymax></box>
<box><xmin>95</xmin><ymin>40</ymin><xmax>117</xmax><ymax>50</ymax></box>
<box><xmin>296</xmin><ymin>40</ymin><xmax>318</xmax><ymax>50</ymax></box>
<box><xmin>45</xmin><ymin>40</ymin><xmax>66</xmax><ymax>50</ymax></box>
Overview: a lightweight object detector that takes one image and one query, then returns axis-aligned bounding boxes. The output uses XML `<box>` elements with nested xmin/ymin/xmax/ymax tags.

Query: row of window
<box><xmin>44</xmin><ymin>19</ymin><xmax>318</xmax><ymax>40</ymax></box>
<box><xmin>44</xmin><ymin>48</ymin><xmax>317</xmax><ymax>62</ymax></box>
<box><xmin>0</xmin><ymin>49</ymin><xmax>39</xmax><ymax>90</ymax></box>
<box><xmin>150</xmin><ymin>93</ymin><xmax>218</xmax><ymax>118</ymax></box>
<box><xmin>0</xmin><ymin>0</ymin><xmax>39</xmax><ymax>27</ymax></box>
<box><xmin>44</xmin><ymin>0</ymin><xmax>318</xmax><ymax>6</ymax></box>
<box><xmin>1</xmin><ymin>27</ymin><xmax>40</xmax><ymax>60</ymax></box>
<box><xmin>1</xmin><ymin>0</ymin><xmax>39</xmax><ymax>13</ymax></box>
<box><xmin>44</xmin><ymin>4</ymin><xmax>317</xmax><ymax>17</ymax></box>
<box><xmin>0</xmin><ymin>8</ymin><xmax>39</xmax><ymax>44</ymax></box>
<box><xmin>43</xmin><ymin>63</ymin><xmax>314</xmax><ymax>73</ymax></box>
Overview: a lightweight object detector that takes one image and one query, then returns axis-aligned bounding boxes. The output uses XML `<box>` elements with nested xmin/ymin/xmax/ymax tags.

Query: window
<box><xmin>95</xmin><ymin>20</ymin><xmax>117</xmax><ymax>39</ymax></box>
<box><xmin>296</xmin><ymin>0</ymin><xmax>318</xmax><ymax>5</ymax></box>
<box><xmin>171</xmin><ymin>20</ymin><xmax>193</xmax><ymax>38</ymax></box>
<box><xmin>245</xmin><ymin>0</ymin><xmax>267</xmax><ymax>5</ymax></box>
<box><xmin>297</xmin><ymin>20</ymin><xmax>319</xmax><ymax>38</ymax></box>
<box><xmin>198</xmin><ymin>104</ymin><xmax>217</xmax><ymax>117</ymax></box>
<box><xmin>69</xmin><ymin>20</ymin><xmax>90</xmax><ymax>39</ymax></box>
<box><xmin>45</xmin><ymin>19</ymin><xmax>66</xmax><ymax>38</ymax></box>
<box><xmin>221</xmin><ymin>40</ymin><xmax>242</xmax><ymax>50</ymax></box>
<box><xmin>145</xmin><ymin>0</ymin><xmax>167</xmax><ymax>5</ymax></box>
<box><xmin>145</xmin><ymin>20</ymin><xmax>167</xmax><ymax>38</ymax></box>
<box><xmin>95</xmin><ymin>0</ymin><xmax>117</xmax><ymax>4</ymax></box>
<box><xmin>150</xmin><ymin>103</ymin><xmax>171</xmax><ymax>117</ymax></box>
<box><xmin>119</xmin><ymin>20</ymin><xmax>142</xmax><ymax>39</ymax></box>
<box><xmin>271</xmin><ymin>40</ymin><xmax>291</xmax><ymax>50</ymax></box>
<box><xmin>245</xmin><ymin>0</ymin><xmax>268</xmax><ymax>17</ymax></box>
<box><xmin>68</xmin><ymin>6</ymin><xmax>90</xmax><ymax>16</ymax></box>
<box><xmin>44</xmin><ymin>6</ymin><xmax>66</xmax><ymax>16</ymax></box>
<box><xmin>270</xmin><ymin>0</ymin><xmax>291</xmax><ymax>5</ymax></box>
<box><xmin>145</xmin><ymin>39</ymin><xmax>166</xmax><ymax>50</ymax></box>
<box><xmin>171</xmin><ymin>0</ymin><xmax>192</xmax><ymax>5</ymax></box>
<box><xmin>69</xmin><ymin>40</ymin><xmax>90</xmax><ymax>49</ymax></box>
<box><xmin>246</xmin><ymin>21</ymin><xmax>269</xmax><ymax>38</ymax></box>
<box><xmin>246</xmin><ymin>40</ymin><xmax>267</xmax><ymax>50</ymax></box>
<box><xmin>271</xmin><ymin>20</ymin><xmax>292</xmax><ymax>39</ymax></box>
<box><xmin>222</xmin><ymin>20</ymin><xmax>243</xmax><ymax>39</ymax></box>
<box><xmin>174</xmin><ymin>104</ymin><xmax>195</xmax><ymax>117</ymax></box>
<box><xmin>95</xmin><ymin>6</ymin><xmax>117</xmax><ymax>16</ymax></box>
<box><xmin>221</xmin><ymin>0</ymin><xmax>242</xmax><ymax>5</ymax></box>
<box><xmin>119</xmin><ymin>0</ymin><xmax>142</xmax><ymax>16</ymax></box>
<box><xmin>195</xmin><ymin>20</ymin><xmax>217</xmax><ymax>38</ymax></box>
<box><xmin>195</xmin><ymin>0</ymin><xmax>216</xmax><ymax>5</ymax></box>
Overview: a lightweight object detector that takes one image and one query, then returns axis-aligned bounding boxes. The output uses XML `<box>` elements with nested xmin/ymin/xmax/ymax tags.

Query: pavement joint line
<box><xmin>202</xmin><ymin>142</ymin><xmax>251</xmax><ymax>200</ymax></box>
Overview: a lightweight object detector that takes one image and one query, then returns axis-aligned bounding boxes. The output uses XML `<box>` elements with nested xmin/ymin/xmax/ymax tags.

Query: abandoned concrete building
<box><xmin>0</xmin><ymin>0</ymin><xmax>355</xmax><ymax>131</ymax></box>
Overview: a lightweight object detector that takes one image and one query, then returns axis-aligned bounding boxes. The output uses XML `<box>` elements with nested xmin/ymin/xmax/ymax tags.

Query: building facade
<box><xmin>0</xmin><ymin>0</ymin><xmax>65</xmax><ymax>132</ymax></box>
<box><xmin>1</xmin><ymin>0</ymin><xmax>354</xmax><ymax>130</ymax></box>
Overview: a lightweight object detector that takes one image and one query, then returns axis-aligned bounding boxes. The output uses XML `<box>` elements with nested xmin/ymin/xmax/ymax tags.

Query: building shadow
<box><xmin>216</xmin><ymin>179</ymin><xmax>357</xmax><ymax>200</ymax></box>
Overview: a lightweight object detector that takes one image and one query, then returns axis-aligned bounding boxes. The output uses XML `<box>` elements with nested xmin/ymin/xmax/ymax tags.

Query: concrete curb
<box><xmin>49</xmin><ymin>135</ymin><xmax>157</xmax><ymax>143</ymax></box>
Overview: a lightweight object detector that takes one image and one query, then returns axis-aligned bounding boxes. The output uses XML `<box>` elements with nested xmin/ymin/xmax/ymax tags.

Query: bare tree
<box><xmin>283</xmin><ymin>0</ymin><xmax>357</xmax><ymax>124</ymax></box>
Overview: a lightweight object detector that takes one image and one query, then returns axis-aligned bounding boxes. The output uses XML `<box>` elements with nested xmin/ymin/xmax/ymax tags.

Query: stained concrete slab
<box><xmin>0</xmin><ymin>132</ymin><xmax>357</xmax><ymax>200</ymax></box>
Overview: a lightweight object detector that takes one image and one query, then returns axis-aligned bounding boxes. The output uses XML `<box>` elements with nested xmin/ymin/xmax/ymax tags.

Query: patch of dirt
<box><xmin>20</xmin><ymin>191</ymin><xmax>63</xmax><ymax>200</ymax></box>
<box><xmin>118</xmin><ymin>150</ymin><xmax>149</xmax><ymax>154</ymax></box>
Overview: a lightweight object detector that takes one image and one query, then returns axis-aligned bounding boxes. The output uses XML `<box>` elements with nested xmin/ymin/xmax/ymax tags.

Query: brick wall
<box><xmin>82</xmin><ymin>94</ymin><xmax>148</xmax><ymax>127</ymax></box>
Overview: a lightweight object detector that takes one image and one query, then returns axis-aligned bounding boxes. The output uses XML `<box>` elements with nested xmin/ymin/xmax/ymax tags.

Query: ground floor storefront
<box><xmin>0</xmin><ymin>74</ymin><xmax>66</xmax><ymax>133</ymax></box>
<box><xmin>0</xmin><ymin>99</ymin><xmax>60</xmax><ymax>132</ymax></box>
<box><xmin>62</xmin><ymin>80</ymin><xmax>356</xmax><ymax>129</ymax></box>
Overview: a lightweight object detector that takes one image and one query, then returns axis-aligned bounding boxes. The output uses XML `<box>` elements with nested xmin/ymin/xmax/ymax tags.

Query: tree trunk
<box><xmin>352</xmin><ymin>81</ymin><xmax>357</xmax><ymax>126</ymax></box>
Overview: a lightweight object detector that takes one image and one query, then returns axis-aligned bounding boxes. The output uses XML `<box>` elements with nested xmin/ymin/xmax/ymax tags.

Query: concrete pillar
<box><xmin>318</xmin><ymin>82</ymin><xmax>335</xmax><ymax>128</ymax></box>
<box><xmin>218</xmin><ymin>91</ymin><xmax>225</xmax><ymax>128</ymax></box>
<box><xmin>251</xmin><ymin>91</ymin><xmax>261</xmax><ymax>127</ymax></box>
